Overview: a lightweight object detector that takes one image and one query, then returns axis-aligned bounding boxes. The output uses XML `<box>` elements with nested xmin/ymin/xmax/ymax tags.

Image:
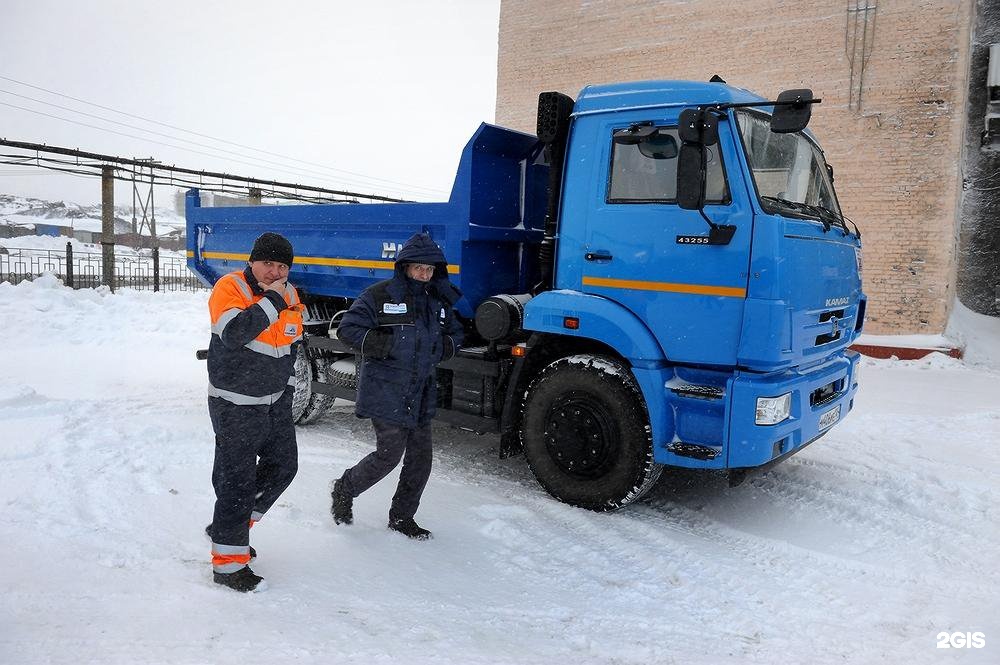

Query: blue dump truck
<box><xmin>187</xmin><ymin>79</ymin><xmax>865</xmax><ymax>511</ymax></box>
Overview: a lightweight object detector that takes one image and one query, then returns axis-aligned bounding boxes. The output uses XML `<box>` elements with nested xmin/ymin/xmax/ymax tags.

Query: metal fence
<box><xmin>0</xmin><ymin>245</ymin><xmax>207</xmax><ymax>292</ymax></box>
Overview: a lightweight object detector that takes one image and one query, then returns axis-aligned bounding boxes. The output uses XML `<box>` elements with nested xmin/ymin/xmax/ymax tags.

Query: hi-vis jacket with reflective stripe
<box><xmin>207</xmin><ymin>267</ymin><xmax>304</xmax><ymax>405</ymax></box>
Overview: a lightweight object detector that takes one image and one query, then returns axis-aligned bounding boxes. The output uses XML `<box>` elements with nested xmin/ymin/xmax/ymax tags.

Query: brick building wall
<box><xmin>497</xmin><ymin>0</ymin><xmax>974</xmax><ymax>334</ymax></box>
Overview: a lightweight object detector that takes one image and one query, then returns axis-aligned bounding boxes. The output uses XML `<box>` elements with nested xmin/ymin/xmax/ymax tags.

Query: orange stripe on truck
<box><xmin>199</xmin><ymin>251</ymin><xmax>460</xmax><ymax>274</ymax></box>
<box><xmin>582</xmin><ymin>275</ymin><xmax>746</xmax><ymax>298</ymax></box>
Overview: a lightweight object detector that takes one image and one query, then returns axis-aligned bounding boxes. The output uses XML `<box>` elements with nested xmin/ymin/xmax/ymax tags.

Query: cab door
<box><xmin>556</xmin><ymin>111</ymin><xmax>754</xmax><ymax>365</ymax></box>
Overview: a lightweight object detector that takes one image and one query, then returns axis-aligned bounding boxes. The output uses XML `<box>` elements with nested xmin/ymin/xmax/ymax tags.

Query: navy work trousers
<box><xmin>342</xmin><ymin>419</ymin><xmax>432</xmax><ymax>521</ymax></box>
<box><xmin>208</xmin><ymin>390</ymin><xmax>298</xmax><ymax>547</ymax></box>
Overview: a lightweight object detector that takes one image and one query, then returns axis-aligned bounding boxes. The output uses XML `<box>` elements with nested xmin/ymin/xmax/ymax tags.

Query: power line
<box><xmin>0</xmin><ymin>100</ymin><xmax>437</xmax><ymax>200</ymax></box>
<box><xmin>0</xmin><ymin>87</ymin><xmax>433</xmax><ymax>194</ymax></box>
<box><xmin>0</xmin><ymin>139</ymin><xmax>411</xmax><ymax>203</ymax></box>
<box><xmin>0</xmin><ymin>74</ymin><xmax>449</xmax><ymax>197</ymax></box>
<box><xmin>0</xmin><ymin>170</ymin><xmax>60</xmax><ymax>176</ymax></box>
<box><xmin>0</xmin><ymin>156</ymin><xmax>365</xmax><ymax>203</ymax></box>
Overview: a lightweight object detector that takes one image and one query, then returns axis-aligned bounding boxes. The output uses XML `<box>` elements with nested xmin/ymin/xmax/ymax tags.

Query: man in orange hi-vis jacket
<box><xmin>205</xmin><ymin>232</ymin><xmax>302</xmax><ymax>593</ymax></box>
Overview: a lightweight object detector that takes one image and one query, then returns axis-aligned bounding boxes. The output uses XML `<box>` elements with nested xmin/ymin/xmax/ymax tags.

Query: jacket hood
<box><xmin>395</xmin><ymin>233</ymin><xmax>448</xmax><ymax>278</ymax></box>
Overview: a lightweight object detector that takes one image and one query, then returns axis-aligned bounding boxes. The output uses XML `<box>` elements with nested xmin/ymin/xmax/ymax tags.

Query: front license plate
<box><xmin>819</xmin><ymin>404</ymin><xmax>841</xmax><ymax>430</ymax></box>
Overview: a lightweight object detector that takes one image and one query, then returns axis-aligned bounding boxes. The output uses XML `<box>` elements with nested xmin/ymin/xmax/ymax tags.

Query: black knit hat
<box><xmin>249</xmin><ymin>232</ymin><xmax>294</xmax><ymax>266</ymax></box>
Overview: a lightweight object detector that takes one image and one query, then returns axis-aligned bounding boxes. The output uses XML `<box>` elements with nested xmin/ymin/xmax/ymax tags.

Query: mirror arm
<box><xmin>716</xmin><ymin>97</ymin><xmax>823</xmax><ymax>112</ymax></box>
<box><xmin>691</xmin><ymin>109</ymin><xmax>735</xmax><ymax>244</ymax></box>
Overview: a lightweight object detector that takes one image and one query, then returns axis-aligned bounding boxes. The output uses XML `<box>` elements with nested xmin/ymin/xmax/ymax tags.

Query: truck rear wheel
<box><xmin>291</xmin><ymin>346</ymin><xmax>335</xmax><ymax>425</ymax></box>
<box><xmin>521</xmin><ymin>354</ymin><xmax>662</xmax><ymax>511</ymax></box>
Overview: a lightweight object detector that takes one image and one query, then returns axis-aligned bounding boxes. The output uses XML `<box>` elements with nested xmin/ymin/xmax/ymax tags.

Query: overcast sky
<box><xmin>0</xmin><ymin>0</ymin><xmax>501</xmax><ymax>206</ymax></box>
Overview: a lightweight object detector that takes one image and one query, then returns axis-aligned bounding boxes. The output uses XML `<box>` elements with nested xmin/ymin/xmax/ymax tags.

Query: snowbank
<box><xmin>946</xmin><ymin>299</ymin><xmax>1000</xmax><ymax>368</ymax></box>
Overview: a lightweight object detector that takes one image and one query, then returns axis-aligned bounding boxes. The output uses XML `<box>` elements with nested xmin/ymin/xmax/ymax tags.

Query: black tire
<box><xmin>521</xmin><ymin>354</ymin><xmax>662</xmax><ymax>511</ymax></box>
<box><xmin>291</xmin><ymin>346</ymin><xmax>335</xmax><ymax>425</ymax></box>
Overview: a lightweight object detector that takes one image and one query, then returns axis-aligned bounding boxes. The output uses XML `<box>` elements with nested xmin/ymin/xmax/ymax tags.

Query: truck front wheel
<box><xmin>521</xmin><ymin>354</ymin><xmax>662</xmax><ymax>511</ymax></box>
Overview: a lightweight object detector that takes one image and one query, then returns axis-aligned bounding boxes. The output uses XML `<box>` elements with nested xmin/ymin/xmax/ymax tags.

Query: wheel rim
<box><xmin>543</xmin><ymin>395</ymin><xmax>618</xmax><ymax>479</ymax></box>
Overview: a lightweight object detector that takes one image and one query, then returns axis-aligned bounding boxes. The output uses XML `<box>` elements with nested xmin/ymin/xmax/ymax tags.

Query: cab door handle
<box><xmin>585</xmin><ymin>251</ymin><xmax>613</xmax><ymax>262</ymax></box>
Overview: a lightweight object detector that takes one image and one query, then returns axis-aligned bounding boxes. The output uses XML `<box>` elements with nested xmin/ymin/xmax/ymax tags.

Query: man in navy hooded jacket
<box><xmin>331</xmin><ymin>233</ymin><xmax>463</xmax><ymax>539</ymax></box>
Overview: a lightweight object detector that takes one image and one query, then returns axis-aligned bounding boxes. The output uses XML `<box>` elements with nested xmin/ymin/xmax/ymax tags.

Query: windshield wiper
<box><xmin>760</xmin><ymin>196</ymin><xmax>831</xmax><ymax>231</ymax></box>
<box><xmin>761</xmin><ymin>196</ymin><xmax>859</xmax><ymax>237</ymax></box>
<box><xmin>800</xmin><ymin>202</ymin><xmax>856</xmax><ymax>237</ymax></box>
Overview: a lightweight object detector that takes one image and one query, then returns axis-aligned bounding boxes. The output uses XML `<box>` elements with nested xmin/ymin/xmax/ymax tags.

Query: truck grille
<box><xmin>810</xmin><ymin>378</ymin><xmax>844</xmax><ymax>407</ymax></box>
<box><xmin>804</xmin><ymin>306</ymin><xmax>855</xmax><ymax>350</ymax></box>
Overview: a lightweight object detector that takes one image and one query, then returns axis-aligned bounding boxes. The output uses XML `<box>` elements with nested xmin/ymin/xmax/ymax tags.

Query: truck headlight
<box><xmin>756</xmin><ymin>393</ymin><xmax>791</xmax><ymax>425</ymax></box>
<box><xmin>852</xmin><ymin>362</ymin><xmax>861</xmax><ymax>386</ymax></box>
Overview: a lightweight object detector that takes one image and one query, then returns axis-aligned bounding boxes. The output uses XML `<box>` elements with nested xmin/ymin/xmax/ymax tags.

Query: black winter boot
<box><xmin>213</xmin><ymin>566</ymin><xmax>266</xmax><ymax>593</ymax></box>
<box><xmin>388</xmin><ymin>516</ymin><xmax>432</xmax><ymax>540</ymax></box>
<box><xmin>204</xmin><ymin>523</ymin><xmax>256</xmax><ymax>560</ymax></box>
<box><xmin>331</xmin><ymin>478</ymin><xmax>354</xmax><ymax>525</ymax></box>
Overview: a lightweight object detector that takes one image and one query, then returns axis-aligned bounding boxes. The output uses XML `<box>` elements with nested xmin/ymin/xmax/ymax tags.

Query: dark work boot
<box><xmin>331</xmin><ymin>478</ymin><xmax>354</xmax><ymax>525</ymax></box>
<box><xmin>213</xmin><ymin>566</ymin><xmax>266</xmax><ymax>593</ymax></box>
<box><xmin>205</xmin><ymin>524</ymin><xmax>256</xmax><ymax>561</ymax></box>
<box><xmin>388</xmin><ymin>516</ymin><xmax>432</xmax><ymax>540</ymax></box>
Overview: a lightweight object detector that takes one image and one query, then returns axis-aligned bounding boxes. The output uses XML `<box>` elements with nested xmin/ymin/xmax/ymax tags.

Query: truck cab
<box><xmin>520</xmin><ymin>81</ymin><xmax>863</xmax><ymax>482</ymax></box>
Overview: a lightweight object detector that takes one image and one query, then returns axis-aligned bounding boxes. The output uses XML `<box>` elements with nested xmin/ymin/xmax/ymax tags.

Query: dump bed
<box><xmin>186</xmin><ymin>124</ymin><xmax>546</xmax><ymax>317</ymax></box>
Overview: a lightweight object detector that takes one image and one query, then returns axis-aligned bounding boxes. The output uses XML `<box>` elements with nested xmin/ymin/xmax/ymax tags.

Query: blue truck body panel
<box><xmin>186</xmin><ymin>79</ymin><xmax>865</xmax><ymax>478</ymax></box>
<box><xmin>187</xmin><ymin>123</ymin><xmax>545</xmax><ymax>318</ymax></box>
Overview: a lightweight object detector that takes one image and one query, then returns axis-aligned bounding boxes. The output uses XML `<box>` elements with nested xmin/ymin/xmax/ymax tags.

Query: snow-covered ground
<box><xmin>1</xmin><ymin>276</ymin><xmax>997</xmax><ymax>664</ymax></box>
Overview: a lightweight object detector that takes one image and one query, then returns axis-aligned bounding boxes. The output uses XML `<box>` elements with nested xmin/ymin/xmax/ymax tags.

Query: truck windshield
<box><xmin>736</xmin><ymin>109</ymin><xmax>842</xmax><ymax>222</ymax></box>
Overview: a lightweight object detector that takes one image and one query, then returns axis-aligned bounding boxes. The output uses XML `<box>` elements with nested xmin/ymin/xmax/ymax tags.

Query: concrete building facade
<box><xmin>497</xmin><ymin>0</ymin><xmax>993</xmax><ymax>334</ymax></box>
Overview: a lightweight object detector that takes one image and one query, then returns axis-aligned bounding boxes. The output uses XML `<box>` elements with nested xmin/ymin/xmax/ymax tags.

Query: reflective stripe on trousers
<box><xmin>207</xmin><ymin>383</ymin><xmax>287</xmax><ymax>406</ymax></box>
<box><xmin>211</xmin><ymin>542</ymin><xmax>251</xmax><ymax>573</ymax></box>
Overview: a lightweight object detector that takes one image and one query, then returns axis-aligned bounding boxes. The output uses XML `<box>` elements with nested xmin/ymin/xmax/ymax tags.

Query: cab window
<box><xmin>607</xmin><ymin>126</ymin><xmax>729</xmax><ymax>204</ymax></box>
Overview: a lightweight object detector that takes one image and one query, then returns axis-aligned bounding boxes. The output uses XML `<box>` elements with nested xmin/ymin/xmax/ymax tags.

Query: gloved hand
<box><xmin>362</xmin><ymin>329</ymin><xmax>393</xmax><ymax>359</ymax></box>
<box><xmin>430</xmin><ymin>279</ymin><xmax>462</xmax><ymax>306</ymax></box>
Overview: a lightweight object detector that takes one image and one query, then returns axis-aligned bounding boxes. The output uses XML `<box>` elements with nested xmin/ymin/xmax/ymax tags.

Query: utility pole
<box><xmin>101</xmin><ymin>165</ymin><xmax>115</xmax><ymax>291</ymax></box>
<box><xmin>132</xmin><ymin>158</ymin><xmax>160</xmax><ymax>249</ymax></box>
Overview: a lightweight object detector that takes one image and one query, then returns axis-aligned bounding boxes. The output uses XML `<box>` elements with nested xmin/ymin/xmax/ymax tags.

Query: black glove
<box><xmin>430</xmin><ymin>279</ymin><xmax>462</xmax><ymax>306</ymax></box>
<box><xmin>361</xmin><ymin>329</ymin><xmax>393</xmax><ymax>359</ymax></box>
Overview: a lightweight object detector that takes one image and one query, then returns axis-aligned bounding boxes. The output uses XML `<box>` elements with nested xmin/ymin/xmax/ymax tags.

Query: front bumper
<box><xmin>726</xmin><ymin>350</ymin><xmax>860</xmax><ymax>468</ymax></box>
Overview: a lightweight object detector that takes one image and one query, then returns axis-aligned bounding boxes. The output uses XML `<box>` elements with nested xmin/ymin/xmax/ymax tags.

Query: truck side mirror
<box><xmin>677</xmin><ymin>142</ymin><xmax>705</xmax><ymax>210</ymax></box>
<box><xmin>676</xmin><ymin>109</ymin><xmax>717</xmax><ymax>210</ymax></box>
<box><xmin>678</xmin><ymin>109</ymin><xmax>718</xmax><ymax>146</ymax></box>
<box><xmin>770</xmin><ymin>89</ymin><xmax>814</xmax><ymax>133</ymax></box>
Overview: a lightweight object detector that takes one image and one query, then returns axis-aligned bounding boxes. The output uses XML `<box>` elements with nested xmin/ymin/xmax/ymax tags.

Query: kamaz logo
<box><xmin>825</xmin><ymin>297</ymin><xmax>850</xmax><ymax>307</ymax></box>
<box><xmin>381</xmin><ymin>241</ymin><xmax>405</xmax><ymax>259</ymax></box>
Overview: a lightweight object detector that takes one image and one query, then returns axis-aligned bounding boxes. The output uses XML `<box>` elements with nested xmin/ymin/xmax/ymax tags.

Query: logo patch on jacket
<box><xmin>284</xmin><ymin>323</ymin><xmax>297</xmax><ymax>336</ymax></box>
<box><xmin>440</xmin><ymin>308</ymin><xmax>446</xmax><ymax>321</ymax></box>
<box><xmin>383</xmin><ymin>303</ymin><xmax>407</xmax><ymax>314</ymax></box>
